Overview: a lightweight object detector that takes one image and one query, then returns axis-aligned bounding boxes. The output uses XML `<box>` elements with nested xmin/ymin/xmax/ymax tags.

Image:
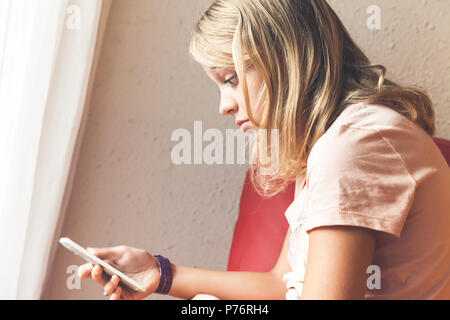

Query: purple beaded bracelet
<box><xmin>154</xmin><ymin>255</ymin><xmax>173</xmax><ymax>294</ymax></box>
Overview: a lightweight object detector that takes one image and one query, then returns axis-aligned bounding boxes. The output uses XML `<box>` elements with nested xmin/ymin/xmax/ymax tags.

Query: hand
<box><xmin>77</xmin><ymin>245</ymin><xmax>161</xmax><ymax>300</ymax></box>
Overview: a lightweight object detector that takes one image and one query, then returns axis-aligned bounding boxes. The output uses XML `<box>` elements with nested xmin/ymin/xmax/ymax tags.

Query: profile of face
<box><xmin>202</xmin><ymin>64</ymin><xmax>266</xmax><ymax>133</ymax></box>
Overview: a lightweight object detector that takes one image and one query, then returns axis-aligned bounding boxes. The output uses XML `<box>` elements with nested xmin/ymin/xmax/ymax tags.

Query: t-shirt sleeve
<box><xmin>302</xmin><ymin>124</ymin><xmax>416</xmax><ymax>237</ymax></box>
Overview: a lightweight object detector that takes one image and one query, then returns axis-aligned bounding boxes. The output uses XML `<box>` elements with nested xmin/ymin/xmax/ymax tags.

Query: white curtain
<box><xmin>0</xmin><ymin>0</ymin><xmax>107</xmax><ymax>299</ymax></box>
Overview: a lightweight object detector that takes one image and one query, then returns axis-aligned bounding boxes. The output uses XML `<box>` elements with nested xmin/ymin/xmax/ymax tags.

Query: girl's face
<box><xmin>202</xmin><ymin>64</ymin><xmax>265</xmax><ymax>133</ymax></box>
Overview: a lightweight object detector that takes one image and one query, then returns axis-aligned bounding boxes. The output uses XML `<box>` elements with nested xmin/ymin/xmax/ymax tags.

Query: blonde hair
<box><xmin>189</xmin><ymin>0</ymin><xmax>435</xmax><ymax>197</ymax></box>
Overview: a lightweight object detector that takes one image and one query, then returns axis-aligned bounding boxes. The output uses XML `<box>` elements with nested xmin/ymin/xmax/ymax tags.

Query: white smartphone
<box><xmin>59</xmin><ymin>237</ymin><xmax>145</xmax><ymax>292</ymax></box>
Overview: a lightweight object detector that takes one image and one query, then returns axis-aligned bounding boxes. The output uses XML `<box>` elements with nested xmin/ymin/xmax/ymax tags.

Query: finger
<box><xmin>91</xmin><ymin>264</ymin><xmax>109</xmax><ymax>286</ymax></box>
<box><xmin>78</xmin><ymin>263</ymin><xmax>93</xmax><ymax>278</ymax></box>
<box><xmin>104</xmin><ymin>275</ymin><xmax>120</xmax><ymax>297</ymax></box>
<box><xmin>86</xmin><ymin>246</ymin><xmax>125</xmax><ymax>260</ymax></box>
<box><xmin>110</xmin><ymin>286</ymin><xmax>122</xmax><ymax>300</ymax></box>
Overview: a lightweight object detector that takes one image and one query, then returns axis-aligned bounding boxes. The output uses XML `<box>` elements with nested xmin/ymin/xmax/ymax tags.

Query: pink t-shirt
<box><xmin>283</xmin><ymin>102</ymin><xmax>450</xmax><ymax>299</ymax></box>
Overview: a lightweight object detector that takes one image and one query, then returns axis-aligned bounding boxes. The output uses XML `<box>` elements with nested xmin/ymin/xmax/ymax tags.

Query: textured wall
<box><xmin>43</xmin><ymin>0</ymin><xmax>450</xmax><ymax>300</ymax></box>
<box><xmin>327</xmin><ymin>0</ymin><xmax>450</xmax><ymax>137</ymax></box>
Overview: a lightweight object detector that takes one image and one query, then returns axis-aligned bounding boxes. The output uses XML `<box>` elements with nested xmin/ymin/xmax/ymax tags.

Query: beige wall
<box><xmin>43</xmin><ymin>0</ymin><xmax>450</xmax><ymax>299</ymax></box>
<box><xmin>327</xmin><ymin>0</ymin><xmax>450</xmax><ymax>137</ymax></box>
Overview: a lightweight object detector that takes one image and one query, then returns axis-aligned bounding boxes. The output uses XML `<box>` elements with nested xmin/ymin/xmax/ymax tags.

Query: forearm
<box><xmin>167</xmin><ymin>264</ymin><xmax>287</xmax><ymax>300</ymax></box>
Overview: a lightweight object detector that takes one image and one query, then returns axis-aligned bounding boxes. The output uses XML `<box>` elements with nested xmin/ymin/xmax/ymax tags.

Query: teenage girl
<box><xmin>78</xmin><ymin>0</ymin><xmax>450</xmax><ymax>299</ymax></box>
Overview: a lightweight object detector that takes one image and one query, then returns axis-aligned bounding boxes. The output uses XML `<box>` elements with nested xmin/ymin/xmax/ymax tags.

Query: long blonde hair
<box><xmin>189</xmin><ymin>0</ymin><xmax>435</xmax><ymax>197</ymax></box>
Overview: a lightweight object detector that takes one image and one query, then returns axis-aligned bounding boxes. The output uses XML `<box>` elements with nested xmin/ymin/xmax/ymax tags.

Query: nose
<box><xmin>219</xmin><ymin>93</ymin><xmax>238</xmax><ymax>116</ymax></box>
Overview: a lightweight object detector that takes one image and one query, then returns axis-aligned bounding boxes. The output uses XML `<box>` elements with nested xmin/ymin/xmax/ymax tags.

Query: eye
<box><xmin>224</xmin><ymin>74</ymin><xmax>238</xmax><ymax>86</ymax></box>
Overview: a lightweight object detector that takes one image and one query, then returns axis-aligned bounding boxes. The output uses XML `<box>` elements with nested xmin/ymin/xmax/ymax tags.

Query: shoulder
<box><xmin>332</xmin><ymin>102</ymin><xmax>414</xmax><ymax>132</ymax></box>
<box><xmin>308</xmin><ymin>102</ymin><xmax>428</xmax><ymax>172</ymax></box>
<box><xmin>303</xmin><ymin>103</ymin><xmax>419</xmax><ymax>237</ymax></box>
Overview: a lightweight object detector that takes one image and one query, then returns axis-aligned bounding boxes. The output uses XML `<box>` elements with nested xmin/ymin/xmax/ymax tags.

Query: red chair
<box><xmin>227</xmin><ymin>171</ymin><xmax>293</xmax><ymax>272</ymax></box>
<box><xmin>227</xmin><ymin>137</ymin><xmax>450</xmax><ymax>272</ymax></box>
<box><xmin>434</xmin><ymin>137</ymin><xmax>450</xmax><ymax>166</ymax></box>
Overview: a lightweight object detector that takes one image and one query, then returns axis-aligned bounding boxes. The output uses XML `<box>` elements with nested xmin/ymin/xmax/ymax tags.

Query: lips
<box><xmin>236</xmin><ymin>119</ymin><xmax>249</xmax><ymax>127</ymax></box>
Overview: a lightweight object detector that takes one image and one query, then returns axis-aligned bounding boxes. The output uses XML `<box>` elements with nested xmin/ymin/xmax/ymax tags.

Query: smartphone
<box><xmin>59</xmin><ymin>237</ymin><xmax>145</xmax><ymax>292</ymax></box>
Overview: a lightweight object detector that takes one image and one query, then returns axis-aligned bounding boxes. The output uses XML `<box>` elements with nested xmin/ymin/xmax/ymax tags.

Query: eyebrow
<box><xmin>206</xmin><ymin>67</ymin><xmax>220</xmax><ymax>73</ymax></box>
<box><xmin>208</xmin><ymin>67</ymin><xmax>235</xmax><ymax>73</ymax></box>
